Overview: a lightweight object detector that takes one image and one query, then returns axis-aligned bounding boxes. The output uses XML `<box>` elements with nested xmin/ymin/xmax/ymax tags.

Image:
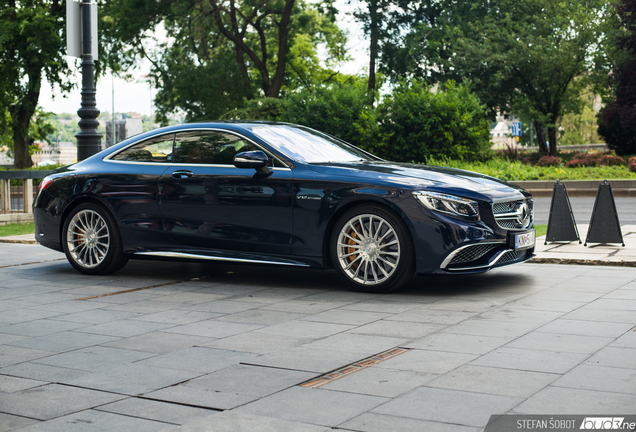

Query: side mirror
<box><xmin>234</xmin><ymin>150</ymin><xmax>271</xmax><ymax>175</ymax></box>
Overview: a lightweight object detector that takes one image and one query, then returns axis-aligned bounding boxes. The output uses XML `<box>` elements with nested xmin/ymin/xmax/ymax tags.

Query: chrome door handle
<box><xmin>172</xmin><ymin>170</ymin><xmax>193</xmax><ymax>179</ymax></box>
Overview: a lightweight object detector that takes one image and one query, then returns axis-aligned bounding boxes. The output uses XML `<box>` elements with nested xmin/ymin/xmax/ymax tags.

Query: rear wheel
<box><xmin>331</xmin><ymin>205</ymin><xmax>415</xmax><ymax>292</ymax></box>
<box><xmin>62</xmin><ymin>203</ymin><xmax>128</xmax><ymax>275</ymax></box>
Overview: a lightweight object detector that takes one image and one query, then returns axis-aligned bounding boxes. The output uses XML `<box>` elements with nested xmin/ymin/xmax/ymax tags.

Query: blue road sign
<box><xmin>512</xmin><ymin>122</ymin><xmax>522</xmax><ymax>136</ymax></box>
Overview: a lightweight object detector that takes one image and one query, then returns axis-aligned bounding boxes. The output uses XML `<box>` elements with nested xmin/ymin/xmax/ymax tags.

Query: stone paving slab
<box><xmin>1</xmin><ymin>242</ymin><xmax>636</xmax><ymax>431</ymax></box>
<box><xmin>168</xmin><ymin>411</ymin><xmax>330</xmax><ymax>432</ymax></box>
<box><xmin>0</xmin><ymin>384</ymin><xmax>125</xmax><ymax>420</ymax></box>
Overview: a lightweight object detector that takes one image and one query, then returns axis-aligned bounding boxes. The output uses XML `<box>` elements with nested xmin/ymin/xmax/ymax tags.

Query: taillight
<box><xmin>38</xmin><ymin>177</ymin><xmax>54</xmax><ymax>192</ymax></box>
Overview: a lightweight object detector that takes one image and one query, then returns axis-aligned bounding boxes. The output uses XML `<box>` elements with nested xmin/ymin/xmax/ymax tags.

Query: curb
<box><xmin>528</xmin><ymin>258</ymin><xmax>636</xmax><ymax>267</ymax></box>
<box><xmin>0</xmin><ymin>238</ymin><xmax>38</xmax><ymax>244</ymax></box>
<box><xmin>512</xmin><ymin>179</ymin><xmax>636</xmax><ymax>198</ymax></box>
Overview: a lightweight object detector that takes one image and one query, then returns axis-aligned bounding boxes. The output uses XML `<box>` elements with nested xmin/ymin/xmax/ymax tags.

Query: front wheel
<box><xmin>62</xmin><ymin>203</ymin><xmax>128</xmax><ymax>275</ymax></box>
<box><xmin>331</xmin><ymin>205</ymin><xmax>415</xmax><ymax>293</ymax></box>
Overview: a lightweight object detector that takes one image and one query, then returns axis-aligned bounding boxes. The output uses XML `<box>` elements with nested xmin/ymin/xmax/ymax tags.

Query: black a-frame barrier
<box><xmin>545</xmin><ymin>180</ymin><xmax>581</xmax><ymax>244</ymax></box>
<box><xmin>585</xmin><ymin>180</ymin><xmax>625</xmax><ymax>246</ymax></box>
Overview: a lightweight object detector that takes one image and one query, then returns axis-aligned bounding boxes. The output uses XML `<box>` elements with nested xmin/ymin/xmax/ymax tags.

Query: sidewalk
<box><xmin>1</xmin><ymin>242</ymin><xmax>635</xmax><ymax>431</ymax></box>
<box><xmin>4</xmin><ymin>226</ymin><xmax>636</xmax><ymax>265</ymax></box>
<box><xmin>531</xmin><ymin>224</ymin><xmax>636</xmax><ymax>266</ymax></box>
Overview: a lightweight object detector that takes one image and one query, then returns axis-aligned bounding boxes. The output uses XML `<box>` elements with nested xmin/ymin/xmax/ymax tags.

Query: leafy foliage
<box><xmin>100</xmin><ymin>0</ymin><xmax>349</xmax><ymax>123</ymax></box>
<box><xmin>0</xmin><ymin>107</ymin><xmax>55</xmax><ymax>158</ymax></box>
<box><xmin>225</xmin><ymin>79</ymin><xmax>491</xmax><ymax>163</ymax></box>
<box><xmin>597</xmin><ymin>0</ymin><xmax>636</xmax><ymax>155</ymax></box>
<box><xmin>382</xmin><ymin>0</ymin><xmax>606</xmax><ymax>155</ymax></box>
<box><xmin>376</xmin><ymin>80</ymin><xmax>492</xmax><ymax>162</ymax></box>
<box><xmin>565</xmin><ymin>152</ymin><xmax>627</xmax><ymax>168</ymax></box>
<box><xmin>224</xmin><ymin>80</ymin><xmax>380</xmax><ymax>151</ymax></box>
<box><xmin>282</xmin><ymin>81</ymin><xmax>380</xmax><ymax>151</ymax></box>
<box><xmin>0</xmin><ymin>0</ymin><xmax>72</xmax><ymax>168</ymax></box>
<box><xmin>428</xmin><ymin>157</ymin><xmax>636</xmax><ymax>181</ymax></box>
<box><xmin>535</xmin><ymin>156</ymin><xmax>560</xmax><ymax>167</ymax></box>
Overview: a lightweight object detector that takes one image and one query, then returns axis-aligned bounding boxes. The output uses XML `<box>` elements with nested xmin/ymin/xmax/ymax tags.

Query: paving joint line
<box><xmin>0</xmin><ymin>258</ymin><xmax>66</xmax><ymax>269</ymax></box>
<box><xmin>76</xmin><ymin>277</ymin><xmax>207</xmax><ymax>300</ymax></box>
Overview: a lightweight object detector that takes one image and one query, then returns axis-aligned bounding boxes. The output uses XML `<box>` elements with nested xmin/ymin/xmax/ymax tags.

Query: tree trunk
<box><xmin>235</xmin><ymin>46</ymin><xmax>253</xmax><ymax>99</ymax></box>
<box><xmin>10</xmin><ymin>70</ymin><xmax>41</xmax><ymax>169</ymax></box>
<box><xmin>11</xmin><ymin>107</ymin><xmax>34</xmax><ymax>169</ymax></box>
<box><xmin>548</xmin><ymin>125</ymin><xmax>558</xmax><ymax>156</ymax></box>
<box><xmin>267</xmin><ymin>0</ymin><xmax>296</xmax><ymax>98</ymax></box>
<box><xmin>367</xmin><ymin>0</ymin><xmax>379</xmax><ymax>104</ymax></box>
<box><xmin>534</xmin><ymin>120</ymin><xmax>548</xmax><ymax>153</ymax></box>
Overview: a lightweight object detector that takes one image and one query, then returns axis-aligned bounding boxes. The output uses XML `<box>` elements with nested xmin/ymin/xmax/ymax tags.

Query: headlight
<box><xmin>413</xmin><ymin>191</ymin><xmax>479</xmax><ymax>219</ymax></box>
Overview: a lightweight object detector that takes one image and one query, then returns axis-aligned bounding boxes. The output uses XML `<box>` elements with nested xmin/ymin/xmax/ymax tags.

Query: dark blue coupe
<box><xmin>34</xmin><ymin>122</ymin><xmax>535</xmax><ymax>292</ymax></box>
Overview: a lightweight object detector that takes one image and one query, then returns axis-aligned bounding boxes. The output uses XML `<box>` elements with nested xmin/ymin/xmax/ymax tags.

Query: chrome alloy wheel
<box><xmin>66</xmin><ymin>209</ymin><xmax>110</xmax><ymax>268</ymax></box>
<box><xmin>336</xmin><ymin>214</ymin><xmax>401</xmax><ymax>285</ymax></box>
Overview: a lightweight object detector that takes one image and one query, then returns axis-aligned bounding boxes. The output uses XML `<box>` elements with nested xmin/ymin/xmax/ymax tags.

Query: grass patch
<box><xmin>534</xmin><ymin>224</ymin><xmax>547</xmax><ymax>238</ymax></box>
<box><xmin>0</xmin><ymin>222</ymin><xmax>35</xmax><ymax>237</ymax></box>
<box><xmin>428</xmin><ymin>157</ymin><xmax>636</xmax><ymax>181</ymax></box>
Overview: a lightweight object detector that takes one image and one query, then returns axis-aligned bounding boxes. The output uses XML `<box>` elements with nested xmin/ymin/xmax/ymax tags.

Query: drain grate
<box><xmin>300</xmin><ymin>347</ymin><xmax>411</xmax><ymax>389</ymax></box>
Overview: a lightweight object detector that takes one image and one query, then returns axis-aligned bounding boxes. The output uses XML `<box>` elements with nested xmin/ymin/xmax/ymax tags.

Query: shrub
<box><xmin>224</xmin><ymin>83</ymin><xmax>380</xmax><ymax>154</ymax></box>
<box><xmin>565</xmin><ymin>151</ymin><xmax>626</xmax><ymax>168</ymax></box>
<box><xmin>628</xmin><ymin>157</ymin><xmax>636</xmax><ymax>173</ymax></box>
<box><xmin>598</xmin><ymin>154</ymin><xmax>627</xmax><ymax>166</ymax></box>
<box><xmin>535</xmin><ymin>155</ymin><xmax>560</xmax><ymax>167</ymax></box>
<box><xmin>282</xmin><ymin>83</ymin><xmax>380</xmax><ymax>153</ymax></box>
<box><xmin>376</xmin><ymin>80</ymin><xmax>492</xmax><ymax>163</ymax></box>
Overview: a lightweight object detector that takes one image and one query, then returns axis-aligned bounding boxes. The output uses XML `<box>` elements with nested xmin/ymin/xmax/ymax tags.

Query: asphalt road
<box><xmin>533</xmin><ymin>197</ymin><xmax>636</xmax><ymax>225</ymax></box>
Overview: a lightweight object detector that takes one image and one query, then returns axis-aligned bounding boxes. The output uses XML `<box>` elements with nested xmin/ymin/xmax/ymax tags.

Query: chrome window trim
<box><xmin>440</xmin><ymin>241</ymin><xmax>505</xmax><ymax>269</ymax></box>
<box><xmin>103</xmin><ymin>159</ymin><xmax>291</xmax><ymax>171</ymax></box>
<box><xmin>134</xmin><ymin>251</ymin><xmax>309</xmax><ymax>267</ymax></box>
<box><xmin>103</xmin><ymin>127</ymin><xmax>290</xmax><ymax>168</ymax></box>
<box><xmin>104</xmin><ymin>131</ymin><xmax>175</xmax><ymax>162</ymax></box>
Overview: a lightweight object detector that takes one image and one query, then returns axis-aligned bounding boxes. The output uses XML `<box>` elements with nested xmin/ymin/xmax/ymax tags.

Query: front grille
<box><xmin>493</xmin><ymin>199</ymin><xmax>533</xmax><ymax>230</ymax></box>
<box><xmin>495</xmin><ymin>250</ymin><xmax>527</xmax><ymax>267</ymax></box>
<box><xmin>449</xmin><ymin>244</ymin><xmax>499</xmax><ymax>265</ymax></box>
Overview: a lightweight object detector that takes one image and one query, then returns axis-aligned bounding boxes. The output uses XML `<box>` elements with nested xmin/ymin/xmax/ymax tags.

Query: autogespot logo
<box><xmin>580</xmin><ymin>417</ymin><xmax>635</xmax><ymax>429</ymax></box>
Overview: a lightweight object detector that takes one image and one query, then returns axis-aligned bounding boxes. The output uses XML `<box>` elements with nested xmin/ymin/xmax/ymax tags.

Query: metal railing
<box><xmin>0</xmin><ymin>170</ymin><xmax>52</xmax><ymax>215</ymax></box>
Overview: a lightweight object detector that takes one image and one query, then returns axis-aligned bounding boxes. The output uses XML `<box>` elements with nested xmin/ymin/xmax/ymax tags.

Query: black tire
<box><xmin>330</xmin><ymin>205</ymin><xmax>415</xmax><ymax>293</ymax></box>
<box><xmin>62</xmin><ymin>202</ymin><xmax>128</xmax><ymax>275</ymax></box>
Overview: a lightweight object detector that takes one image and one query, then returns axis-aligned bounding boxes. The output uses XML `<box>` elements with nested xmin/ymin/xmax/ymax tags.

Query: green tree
<box><xmin>559</xmin><ymin>93</ymin><xmax>603</xmax><ymax>146</ymax></box>
<box><xmin>100</xmin><ymin>0</ymin><xmax>347</xmax><ymax>122</ymax></box>
<box><xmin>383</xmin><ymin>0</ymin><xmax>605</xmax><ymax>156</ymax></box>
<box><xmin>597</xmin><ymin>0</ymin><xmax>636</xmax><ymax>155</ymax></box>
<box><xmin>0</xmin><ymin>107</ymin><xmax>55</xmax><ymax>159</ymax></box>
<box><xmin>0</xmin><ymin>0</ymin><xmax>72</xmax><ymax>168</ymax></box>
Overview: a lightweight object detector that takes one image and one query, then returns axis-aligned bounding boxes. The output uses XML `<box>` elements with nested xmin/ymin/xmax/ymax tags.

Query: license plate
<box><xmin>514</xmin><ymin>230</ymin><xmax>535</xmax><ymax>250</ymax></box>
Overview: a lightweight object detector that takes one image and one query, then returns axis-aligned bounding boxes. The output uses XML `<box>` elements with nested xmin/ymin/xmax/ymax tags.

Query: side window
<box><xmin>173</xmin><ymin>131</ymin><xmax>283</xmax><ymax>166</ymax></box>
<box><xmin>111</xmin><ymin>134</ymin><xmax>174</xmax><ymax>163</ymax></box>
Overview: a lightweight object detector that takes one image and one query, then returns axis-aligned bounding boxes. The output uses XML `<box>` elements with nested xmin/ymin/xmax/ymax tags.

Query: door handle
<box><xmin>171</xmin><ymin>170</ymin><xmax>193</xmax><ymax>179</ymax></box>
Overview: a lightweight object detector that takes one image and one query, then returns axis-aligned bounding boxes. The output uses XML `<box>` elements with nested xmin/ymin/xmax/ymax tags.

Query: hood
<box><xmin>306</xmin><ymin>161</ymin><xmax>528</xmax><ymax>201</ymax></box>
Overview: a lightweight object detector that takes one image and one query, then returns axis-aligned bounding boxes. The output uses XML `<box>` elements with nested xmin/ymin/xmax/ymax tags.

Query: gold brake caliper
<box><xmin>346</xmin><ymin>224</ymin><xmax>360</xmax><ymax>271</ymax></box>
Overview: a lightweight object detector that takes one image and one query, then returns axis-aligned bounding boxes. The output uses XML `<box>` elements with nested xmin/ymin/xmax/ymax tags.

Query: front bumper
<box><xmin>439</xmin><ymin>241</ymin><xmax>534</xmax><ymax>273</ymax></box>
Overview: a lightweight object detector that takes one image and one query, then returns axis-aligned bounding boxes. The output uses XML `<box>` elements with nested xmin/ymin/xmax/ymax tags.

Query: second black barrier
<box><xmin>585</xmin><ymin>180</ymin><xmax>625</xmax><ymax>246</ymax></box>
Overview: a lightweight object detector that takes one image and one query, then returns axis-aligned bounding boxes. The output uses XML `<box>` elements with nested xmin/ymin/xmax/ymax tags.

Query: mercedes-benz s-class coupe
<box><xmin>34</xmin><ymin>122</ymin><xmax>535</xmax><ymax>292</ymax></box>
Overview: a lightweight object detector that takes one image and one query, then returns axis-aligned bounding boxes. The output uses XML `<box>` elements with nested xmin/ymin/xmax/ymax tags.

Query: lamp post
<box><xmin>75</xmin><ymin>0</ymin><xmax>102</xmax><ymax>160</ymax></box>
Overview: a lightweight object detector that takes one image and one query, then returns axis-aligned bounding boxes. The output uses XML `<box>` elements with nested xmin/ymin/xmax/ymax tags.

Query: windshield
<box><xmin>247</xmin><ymin>125</ymin><xmax>379</xmax><ymax>163</ymax></box>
